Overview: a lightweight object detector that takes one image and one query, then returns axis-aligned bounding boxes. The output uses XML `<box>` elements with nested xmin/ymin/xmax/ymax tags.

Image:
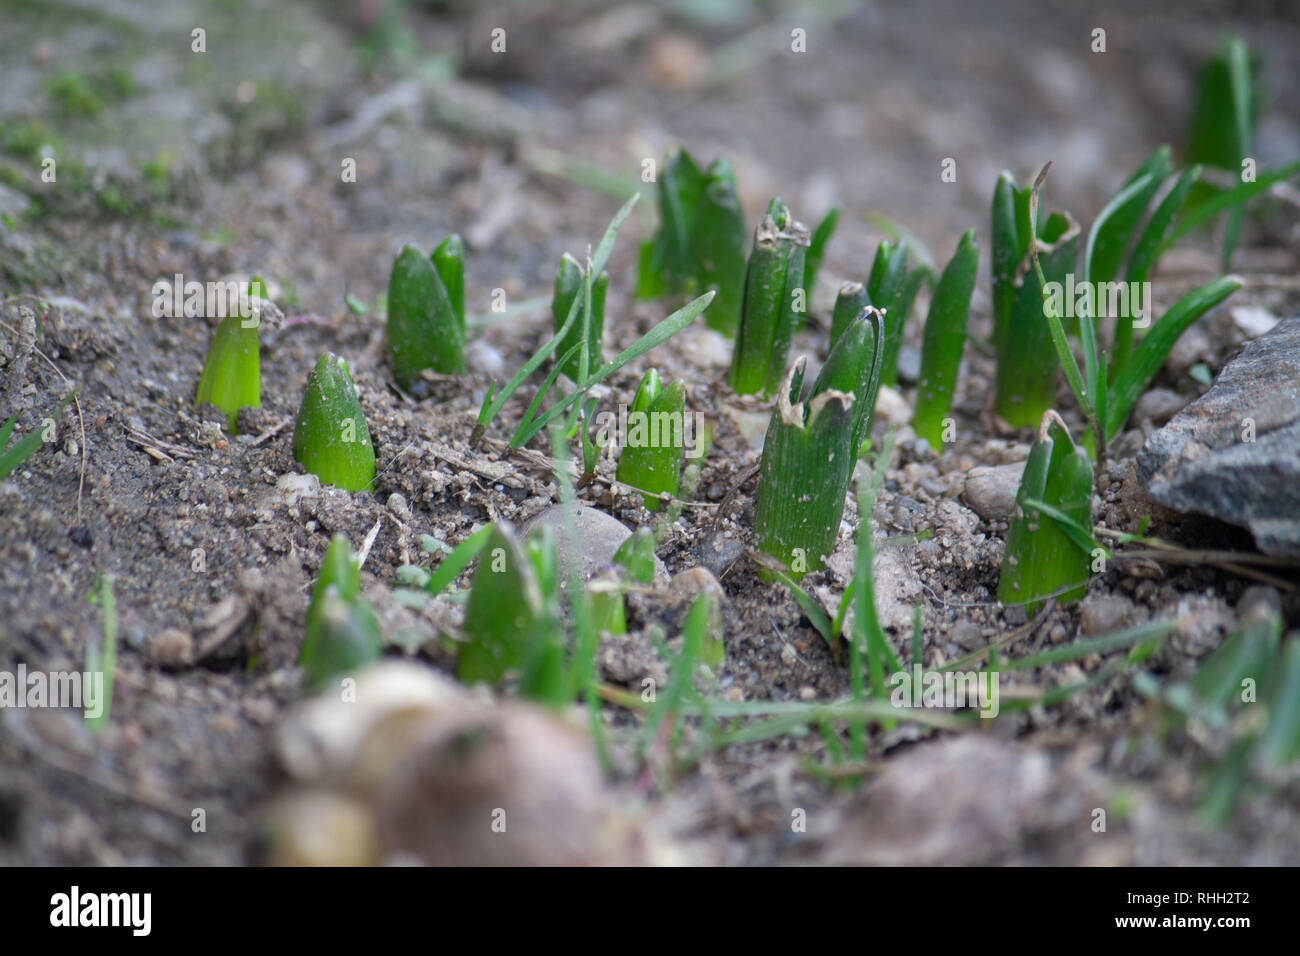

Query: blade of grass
<box><xmin>1105</xmin><ymin>275</ymin><xmax>1242</xmax><ymax>439</ymax></box>
<box><xmin>512</xmin><ymin>291</ymin><xmax>714</xmax><ymax>446</ymax></box>
<box><xmin>1158</xmin><ymin>160</ymin><xmax>1300</xmax><ymax>253</ymax></box>
<box><xmin>424</xmin><ymin>524</ymin><xmax>494</xmax><ymax>597</ymax></box>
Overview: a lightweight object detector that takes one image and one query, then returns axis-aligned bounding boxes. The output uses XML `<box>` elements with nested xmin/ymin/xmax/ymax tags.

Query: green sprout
<box><xmin>292</xmin><ymin>353</ymin><xmax>376</xmax><ymax>492</ymax></box>
<box><xmin>551</xmin><ymin>252</ymin><xmax>608</xmax><ymax>383</ymax></box>
<box><xmin>589</xmin><ymin>527</ymin><xmax>658</xmax><ymax>637</ymax></box>
<box><xmin>1024</xmin><ymin>159</ymin><xmax>1244</xmax><ymax>461</ymax></box>
<box><xmin>640</xmin><ymin>147</ymin><xmax>705</xmax><ymax>298</ymax></box>
<box><xmin>990</xmin><ymin>170</ymin><xmax>1080</xmax><ymax>428</ymax></box>
<box><xmin>691</xmin><ymin>160</ymin><xmax>749</xmax><ymax>336</ymax></box>
<box><xmin>729</xmin><ymin>198</ymin><xmax>809</xmax><ymax>397</ymax></box>
<box><xmin>637</xmin><ymin>150</ymin><xmax>749</xmax><ymax>337</ymax></box>
<box><xmin>386</xmin><ymin>239</ymin><xmax>466</xmax><ymax>389</ymax></box>
<box><xmin>997</xmin><ymin>411</ymin><xmax>1093</xmax><ymax>616</ymax></box>
<box><xmin>829</xmin><ymin>280</ymin><xmax>869</xmax><ymax>349</ymax></box>
<box><xmin>195</xmin><ymin>278</ymin><xmax>266</xmax><ymax>431</ymax></box>
<box><xmin>615</xmin><ymin>368</ymin><xmax>687</xmax><ymax>511</ymax></box>
<box><xmin>912</xmin><ymin>229</ymin><xmax>978</xmax><ymax>448</ymax></box>
<box><xmin>300</xmin><ymin>534</ymin><xmax>382</xmax><ymax>692</ymax></box>
<box><xmin>866</xmin><ymin>239</ymin><xmax>929</xmax><ymax>388</ymax></box>
<box><xmin>457</xmin><ymin>521</ymin><xmax>572</xmax><ymax>708</ymax></box>
<box><xmin>755</xmin><ymin>307</ymin><xmax>884</xmax><ymax>578</ymax></box>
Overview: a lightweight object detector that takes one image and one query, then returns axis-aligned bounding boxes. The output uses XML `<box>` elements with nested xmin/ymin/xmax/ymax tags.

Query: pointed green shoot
<box><xmin>387</xmin><ymin>242</ymin><xmax>465</xmax><ymax>388</ymax></box>
<box><xmin>292</xmin><ymin>353</ymin><xmax>376</xmax><ymax>492</ymax></box>
<box><xmin>693</xmin><ymin>164</ymin><xmax>748</xmax><ymax>336</ymax></box>
<box><xmin>517</xmin><ymin>527</ymin><xmax>570</xmax><ymax>708</ymax></box>
<box><xmin>830</xmin><ymin>281</ymin><xmax>869</xmax><ymax>349</ymax></box>
<box><xmin>552</xmin><ymin>252</ymin><xmax>607</xmax><ymax>382</ymax></box>
<box><xmin>196</xmin><ymin>314</ymin><xmax>260</xmax><ymax>431</ymax></box>
<box><xmin>616</xmin><ymin>368</ymin><xmax>687</xmax><ymax>510</ymax></box>
<box><xmin>994</xmin><ymin>199</ymin><xmax>1080</xmax><ymax>428</ymax></box>
<box><xmin>913</xmin><ymin>229</ymin><xmax>979</xmax><ymax>448</ymax></box>
<box><xmin>300</xmin><ymin>534</ymin><xmax>381</xmax><ymax>691</ymax></box>
<box><xmin>458</xmin><ymin>522</ymin><xmax>544</xmax><ymax>686</ymax></box>
<box><xmin>431</xmin><ymin>233</ymin><xmax>466</xmax><ymax>337</ymax></box>
<box><xmin>656</xmin><ymin>147</ymin><xmax>706</xmax><ymax>293</ymax></box>
<box><xmin>303</xmin><ymin>533</ymin><xmax>361</xmax><ymax>643</ymax></box>
<box><xmin>301</xmin><ymin>586</ymin><xmax>382</xmax><ymax>693</ymax></box>
<box><xmin>729</xmin><ymin>199</ymin><xmax>809</xmax><ymax>397</ymax></box>
<box><xmin>756</xmin><ymin>307</ymin><xmax>884</xmax><ymax>578</ymax></box>
<box><xmin>997</xmin><ymin>412</ymin><xmax>1093</xmax><ymax>616</ymax></box>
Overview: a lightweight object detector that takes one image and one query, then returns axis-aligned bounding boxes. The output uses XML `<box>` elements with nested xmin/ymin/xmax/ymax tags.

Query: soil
<box><xmin>1</xmin><ymin>0</ymin><xmax>1299</xmax><ymax>865</ymax></box>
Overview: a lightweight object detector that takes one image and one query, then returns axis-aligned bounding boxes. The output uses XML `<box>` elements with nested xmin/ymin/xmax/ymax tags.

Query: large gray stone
<box><xmin>522</xmin><ymin>505</ymin><xmax>669</xmax><ymax>587</ymax></box>
<box><xmin>1137</xmin><ymin>317</ymin><xmax>1300</xmax><ymax>556</ymax></box>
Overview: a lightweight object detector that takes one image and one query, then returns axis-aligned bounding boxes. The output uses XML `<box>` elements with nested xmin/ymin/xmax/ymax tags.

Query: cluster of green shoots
<box><xmin>193</xmin><ymin>276</ymin><xmax>377</xmax><ymax>492</ymax></box>
<box><xmin>395</xmin><ymin>435</ymin><xmax>719</xmax><ymax>739</ymax></box>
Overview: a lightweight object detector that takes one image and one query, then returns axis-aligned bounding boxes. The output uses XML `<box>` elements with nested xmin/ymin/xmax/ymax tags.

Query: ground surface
<box><xmin>1</xmin><ymin>0</ymin><xmax>1299</xmax><ymax>865</ymax></box>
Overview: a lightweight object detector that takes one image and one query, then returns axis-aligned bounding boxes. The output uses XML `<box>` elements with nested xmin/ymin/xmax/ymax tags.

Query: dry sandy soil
<box><xmin>1</xmin><ymin>0</ymin><xmax>1298</xmax><ymax>865</ymax></box>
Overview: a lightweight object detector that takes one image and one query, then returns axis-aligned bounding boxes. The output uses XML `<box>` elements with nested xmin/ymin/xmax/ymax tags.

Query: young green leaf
<box><xmin>458</xmin><ymin>523</ymin><xmax>543</xmax><ymax>685</ymax></box>
<box><xmin>292</xmin><ymin>353</ymin><xmax>377</xmax><ymax>492</ymax></box>
<box><xmin>616</xmin><ymin>369</ymin><xmax>687</xmax><ymax>511</ymax></box>
<box><xmin>552</xmin><ymin>253</ymin><xmax>607</xmax><ymax>382</ymax></box>
<box><xmin>387</xmin><ymin>242</ymin><xmax>465</xmax><ymax>388</ymax></box>
<box><xmin>913</xmin><ymin>229</ymin><xmax>979</xmax><ymax>448</ymax></box>
<box><xmin>1105</xmin><ymin>275</ymin><xmax>1242</xmax><ymax>439</ymax></box>
<box><xmin>195</xmin><ymin>315</ymin><xmax>259</xmax><ymax>431</ymax></box>
<box><xmin>431</xmin><ymin>234</ymin><xmax>466</xmax><ymax>336</ymax></box>
<box><xmin>997</xmin><ymin>413</ymin><xmax>1093</xmax><ymax>616</ymax></box>
<box><xmin>473</xmin><ymin>194</ymin><xmax>638</xmax><ymax>441</ymax></box>
<box><xmin>811</xmin><ymin>306</ymin><xmax>885</xmax><ymax>459</ymax></box>
<box><xmin>1084</xmin><ymin>146</ymin><xmax>1171</xmax><ymax>287</ymax></box>
<box><xmin>994</xmin><ymin>208</ymin><xmax>1080</xmax><ymax>428</ymax></box>
<box><xmin>304</xmin><ymin>534</ymin><xmax>361</xmax><ymax>643</ymax></box>
<box><xmin>301</xmin><ymin>586</ymin><xmax>383</xmax><ymax>693</ymax></box>
<box><xmin>729</xmin><ymin>200</ymin><xmax>809</xmax><ymax>397</ymax></box>
<box><xmin>755</xmin><ymin>310</ymin><xmax>884</xmax><ymax>581</ymax></box>
<box><xmin>656</xmin><ymin>147</ymin><xmax>706</xmax><ymax>292</ymax></box>
<box><xmin>692</xmin><ymin>169</ymin><xmax>748</xmax><ymax>336</ymax></box>
<box><xmin>829</xmin><ymin>281</ymin><xmax>869</xmax><ymax>349</ymax></box>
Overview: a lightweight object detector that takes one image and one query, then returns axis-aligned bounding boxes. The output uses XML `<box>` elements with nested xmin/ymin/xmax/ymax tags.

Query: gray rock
<box><xmin>697</xmin><ymin>530</ymin><xmax>746</xmax><ymax>578</ymax></box>
<box><xmin>522</xmin><ymin>505</ymin><xmax>669</xmax><ymax>587</ymax></box>
<box><xmin>1138</xmin><ymin>318</ymin><xmax>1300</xmax><ymax>556</ymax></box>
<box><xmin>1132</xmin><ymin>387</ymin><xmax>1185</xmax><ymax>426</ymax></box>
<box><xmin>960</xmin><ymin>461</ymin><xmax>1025</xmax><ymax>521</ymax></box>
<box><xmin>1078</xmin><ymin>594</ymin><xmax>1132</xmax><ymax>636</ymax></box>
<box><xmin>895</xmin><ymin>346</ymin><xmax>922</xmax><ymax>385</ymax></box>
